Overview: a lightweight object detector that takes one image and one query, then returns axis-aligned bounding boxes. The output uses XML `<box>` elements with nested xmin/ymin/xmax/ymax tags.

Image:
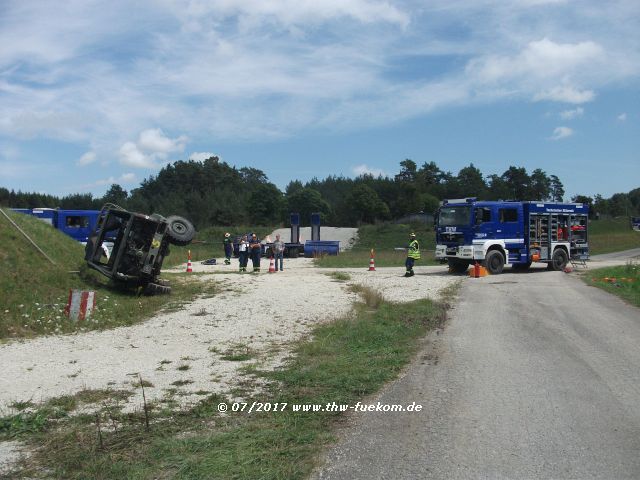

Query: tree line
<box><xmin>1</xmin><ymin>157</ymin><xmax>638</xmax><ymax>227</ymax></box>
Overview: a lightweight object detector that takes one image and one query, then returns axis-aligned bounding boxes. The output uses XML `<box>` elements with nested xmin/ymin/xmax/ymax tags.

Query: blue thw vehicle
<box><xmin>12</xmin><ymin>208</ymin><xmax>101</xmax><ymax>243</ymax></box>
<box><xmin>435</xmin><ymin>198</ymin><xmax>589</xmax><ymax>274</ymax></box>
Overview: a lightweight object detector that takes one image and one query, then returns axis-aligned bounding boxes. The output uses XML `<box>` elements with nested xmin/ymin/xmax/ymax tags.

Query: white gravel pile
<box><xmin>267</xmin><ymin>227</ymin><xmax>358</xmax><ymax>251</ymax></box>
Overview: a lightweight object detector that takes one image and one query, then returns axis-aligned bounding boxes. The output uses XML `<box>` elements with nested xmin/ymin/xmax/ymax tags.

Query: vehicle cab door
<box><xmin>497</xmin><ymin>204</ymin><xmax>524</xmax><ymax>262</ymax></box>
<box><xmin>472</xmin><ymin>206</ymin><xmax>494</xmax><ymax>241</ymax></box>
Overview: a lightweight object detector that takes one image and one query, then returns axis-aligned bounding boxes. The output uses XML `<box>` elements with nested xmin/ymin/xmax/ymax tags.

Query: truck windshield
<box><xmin>439</xmin><ymin>206</ymin><xmax>471</xmax><ymax>226</ymax></box>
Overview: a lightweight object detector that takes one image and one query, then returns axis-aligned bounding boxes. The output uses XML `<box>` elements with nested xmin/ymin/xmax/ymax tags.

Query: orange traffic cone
<box><xmin>268</xmin><ymin>256</ymin><xmax>276</xmax><ymax>273</ymax></box>
<box><xmin>368</xmin><ymin>249</ymin><xmax>376</xmax><ymax>271</ymax></box>
<box><xmin>186</xmin><ymin>250</ymin><xmax>193</xmax><ymax>273</ymax></box>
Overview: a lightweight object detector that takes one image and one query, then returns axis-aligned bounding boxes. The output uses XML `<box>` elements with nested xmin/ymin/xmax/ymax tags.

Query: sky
<box><xmin>0</xmin><ymin>0</ymin><xmax>638</xmax><ymax>200</ymax></box>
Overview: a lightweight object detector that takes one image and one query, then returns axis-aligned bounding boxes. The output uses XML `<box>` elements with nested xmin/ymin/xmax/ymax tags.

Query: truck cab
<box><xmin>435</xmin><ymin>198</ymin><xmax>589</xmax><ymax>274</ymax></box>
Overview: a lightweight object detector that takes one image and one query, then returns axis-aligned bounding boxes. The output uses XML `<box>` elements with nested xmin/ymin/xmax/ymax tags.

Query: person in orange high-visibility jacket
<box><xmin>405</xmin><ymin>232</ymin><xmax>420</xmax><ymax>277</ymax></box>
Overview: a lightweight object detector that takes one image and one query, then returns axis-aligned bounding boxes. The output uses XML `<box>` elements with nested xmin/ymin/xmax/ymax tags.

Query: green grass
<box><xmin>9</xmin><ymin>293</ymin><xmax>450</xmax><ymax>479</ymax></box>
<box><xmin>583</xmin><ymin>262</ymin><xmax>640</xmax><ymax>307</ymax></box>
<box><xmin>588</xmin><ymin>218</ymin><xmax>640</xmax><ymax>255</ymax></box>
<box><xmin>0</xmin><ymin>209</ymin><xmax>216</xmax><ymax>340</ymax></box>
<box><xmin>326</xmin><ymin>271</ymin><xmax>351</xmax><ymax>282</ymax></box>
<box><xmin>315</xmin><ymin>222</ymin><xmax>437</xmax><ymax>268</ymax></box>
<box><xmin>1</xmin><ymin>389</ymin><xmax>133</xmax><ymax>440</ymax></box>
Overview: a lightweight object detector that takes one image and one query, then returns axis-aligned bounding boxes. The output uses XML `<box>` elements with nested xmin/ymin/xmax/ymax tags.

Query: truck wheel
<box><xmin>548</xmin><ymin>248</ymin><xmax>568</xmax><ymax>271</ymax></box>
<box><xmin>144</xmin><ymin>282</ymin><xmax>172</xmax><ymax>295</ymax></box>
<box><xmin>447</xmin><ymin>259</ymin><xmax>469</xmax><ymax>274</ymax></box>
<box><xmin>165</xmin><ymin>216</ymin><xmax>195</xmax><ymax>246</ymax></box>
<box><xmin>483</xmin><ymin>250</ymin><xmax>505</xmax><ymax>274</ymax></box>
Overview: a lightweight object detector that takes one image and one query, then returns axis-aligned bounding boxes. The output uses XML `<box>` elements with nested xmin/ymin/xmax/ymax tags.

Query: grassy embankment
<box><xmin>588</xmin><ymin>217</ymin><xmax>640</xmax><ymax>255</ymax></box>
<box><xmin>583</xmin><ymin>262</ymin><xmax>640</xmax><ymax>308</ymax></box>
<box><xmin>315</xmin><ymin>223</ymin><xmax>436</xmax><ymax>268</ymax></box>
<box><xmin>0</xmin><ymin>209</ymin><xmax>214</xmax><ymax>340</ymax></box>
<box><xmin>3</xmin><ymin>279</ymin><xmax>452</xmax><ymax>479</ymax></box>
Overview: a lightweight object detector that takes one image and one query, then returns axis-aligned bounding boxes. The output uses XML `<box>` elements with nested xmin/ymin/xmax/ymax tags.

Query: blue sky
<box><xmin>0</xmin><ymin>0</ymin><xmax>638</xmax><ymax>200</ymax></box>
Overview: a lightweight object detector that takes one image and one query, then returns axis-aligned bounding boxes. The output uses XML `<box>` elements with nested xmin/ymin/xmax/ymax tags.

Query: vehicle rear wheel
<box><xmin>447</xmin><ymin>258</ymin><xmax>470</xmax><ymax>274</ymax></box>
<box><xmin>483</xmin><ymin>250</ymin><xmax>505</xmax><ymax>275</ymax></box>
<box><xmin>548</xmin><ymin>248</ymin><xmax>568</xmax><ymax>271</ymax></box>
<box><xmin>144</xmin><ymin>282</ymin><xmax>172</xmax><ymax>295</ymax></box>
<box><xmin>166</xmin><ymin>216</ymin><xmax>195</xmax><ymax>246</ymax></box>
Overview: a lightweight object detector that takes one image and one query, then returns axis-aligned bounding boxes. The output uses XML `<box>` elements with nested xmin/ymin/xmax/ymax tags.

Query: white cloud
<box><xmin>87</xmin><ymin>172</ymin><xmax>137</xmax><ymax>188</ymax></box>
<box><xmin>169</xmin><ymin>0</ymin><xmax>410</xmax><ymax>28</ymax></box>
<box><xmin>0</xmin><ymin>0</ymin><xmax>639</xmax><ymax>169</ymax></box>
<box><xmin>189</xmin><ymin>152</ymin><xmax>217</xmax><ymax>162</ymax></box>
<box><xmin>138</xmin><ymin>128</ymin><xmax>187</xmax><ymax>155</ymax></box>
<box><xmin>534</xmin><ymin>86</ymin><xmax>595</xmax><ymax>104</ymax></box>
<box><xmin>77</xmin><ymin>151</ymin><xmax>97</xmax><ymax>166</ymax></box>
<box><xmin>617</xmin><ymin>113</ymin><xmax>627</xmax><ymax>121</ymax></box>
<box><xmin>119</xmin><ymin>142</ymin><xmax>154</xmax><ymax>168</ymax></box>
<box><xmin>79</xmin><ymin>173</ymin><xmax>137</xmax><ymax>190</ymax></box>
<box><xmin>559</xmin><ymin>107</ymin><xmax>584</xmax><ymax>119</ymax></box>
<box><xmin>119</xmin><ymin>129</ymin><xmax>187</xmax><ymax>168</ymax></box>
<box><xmin>467</xmin><ymin>38</ymin><xmax>604</xmax><ymax>83</ymax></box>
<box><xmin>550</xmin><ymin>126</ymin><xmax>574</xmax><ymax>140</ymax></box>
<box><xmin>352</xmin><ymin>164</ymin><xmax>386</xmax><ymax>177</ymax></box>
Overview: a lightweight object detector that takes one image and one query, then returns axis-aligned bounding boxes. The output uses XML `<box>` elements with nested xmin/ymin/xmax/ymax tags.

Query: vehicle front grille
<box><xmin>440</xmin><ymin>233</ymin><xmax>465</xmax><ymax>244</ymax></box>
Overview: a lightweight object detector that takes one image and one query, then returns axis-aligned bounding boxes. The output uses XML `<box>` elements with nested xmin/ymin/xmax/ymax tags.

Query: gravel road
<box><xmin>315</xmin><ymin>253</ymin><xmax>640</xmax><ymax>480</ymax></box>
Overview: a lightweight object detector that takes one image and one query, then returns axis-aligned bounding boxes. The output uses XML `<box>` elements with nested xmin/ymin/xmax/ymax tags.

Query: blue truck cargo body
<box><xmin>12</xmin><ymin>208</ymin><xmax>101</xmax><ymax>243</ymax></box>
<box><xmin>435</xmin><ymin>198</ymin><xmax>589</xmax><ymax>274</ymax></box>
<box><xmin>304</xmin><ymin>240</ymin><xmax>340</xmax><ymax>257</ymax></box>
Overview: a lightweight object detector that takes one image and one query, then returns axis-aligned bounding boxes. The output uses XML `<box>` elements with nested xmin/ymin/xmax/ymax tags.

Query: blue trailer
<box><xmin>12</xmin><ymin>208</ymin><xmax>101</xmax><ymax>243</ymax></box>
<box><xmin>434</xmin><ymin>198</ymin><xmax>589</xmax><ymax>274</ymax></box>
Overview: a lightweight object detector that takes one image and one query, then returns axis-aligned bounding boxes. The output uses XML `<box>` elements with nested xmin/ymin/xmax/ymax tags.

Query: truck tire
<box><xmin>448</xmin><ymin>258</ymin><xmax>469</xmax><ymax>274</ymax></box>
<box><xmin>548</xmin><ymin>248</ymin><xmax>568</xmax><ymax>271</ymax></box>
<box><xmin>144</xmin><ymin>282</ymin><xmax>172</xmax><ymax>295</ymax></box>
<box><xmin>483</xmin><ymin>250</ymin><xmax>505</xmax><ymax>275</ymax></box>
<box><xmin>165</xmin><ymin>216</ymin><xmax>195</xmax><ymax>246</ymax></box>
